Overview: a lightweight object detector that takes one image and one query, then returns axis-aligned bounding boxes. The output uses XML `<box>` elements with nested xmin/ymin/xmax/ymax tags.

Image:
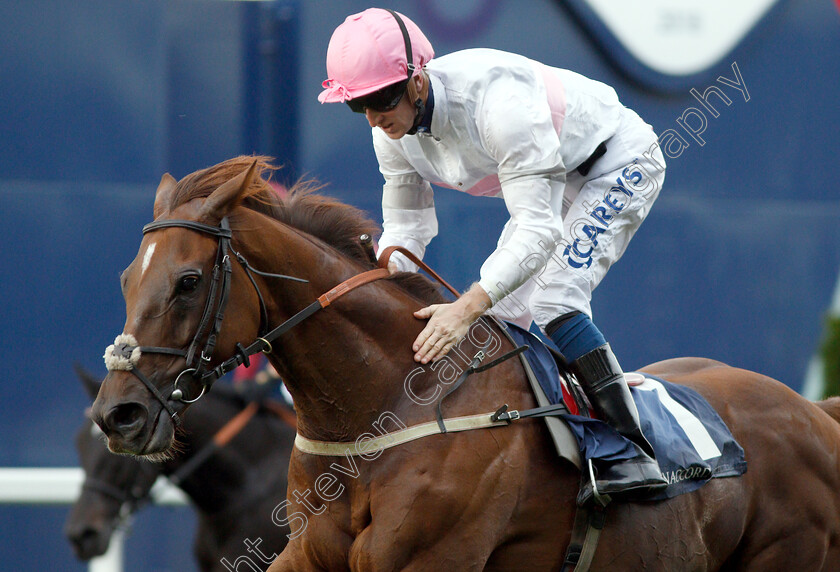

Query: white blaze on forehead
<box><xmin>141</xmin><ymin>242</ymin><xmax>156</xmax><ymax>276</ymax></box>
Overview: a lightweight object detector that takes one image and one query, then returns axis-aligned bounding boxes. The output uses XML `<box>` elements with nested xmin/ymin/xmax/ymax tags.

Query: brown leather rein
<box><xmin>180</xmin><ymin>236</ymin><xmax>462</xmax><ymax>389</ymax></box>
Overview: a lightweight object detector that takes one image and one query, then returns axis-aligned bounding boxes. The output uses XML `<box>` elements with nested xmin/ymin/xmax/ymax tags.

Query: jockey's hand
<box><xmin>412</xmin><ymin>284</ymin><xmax>491</xmax><ymax>363</ymax></box>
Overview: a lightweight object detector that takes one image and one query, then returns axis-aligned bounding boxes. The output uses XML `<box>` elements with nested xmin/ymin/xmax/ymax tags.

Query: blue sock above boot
<box><xmin>546</xmin><ymin>312</ymin><xmax>606</xmax><ymax>363</ymax></box>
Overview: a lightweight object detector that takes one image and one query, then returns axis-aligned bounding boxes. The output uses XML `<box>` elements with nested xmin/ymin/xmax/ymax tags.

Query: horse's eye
<box><xmin>179</xmin><ymin>275</ymin><xmax>200</xmax><ymax>292</ymax></box>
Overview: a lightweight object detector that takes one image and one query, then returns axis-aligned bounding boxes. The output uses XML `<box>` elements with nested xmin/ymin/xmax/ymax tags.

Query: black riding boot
<box><xmin>571</xmin><ymin>344</ymin><xmax>668</xmax><ymax>504</ymax></box>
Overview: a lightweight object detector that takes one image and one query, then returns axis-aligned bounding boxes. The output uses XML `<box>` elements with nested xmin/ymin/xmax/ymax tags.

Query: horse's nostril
<box><xmin>70</xmin><ymin>526</ymin><xmax>96</xmax><ymax>544</ymax></box>
<box><xmin>105</xmin><ymin>402</ymin><xmax>147</xmax><ymax>434</ymax></box>
<box><xmin>69</xmin><ymin>526</ymin><xmax>109</xmax><ymax>559</ymax></box>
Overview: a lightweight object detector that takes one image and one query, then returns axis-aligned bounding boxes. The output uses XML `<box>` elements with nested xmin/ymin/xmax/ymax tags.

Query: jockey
<box><xmin>318</xmin><ymin>7</ymin><xmax>667</xmax><ymax>500</ymax></box>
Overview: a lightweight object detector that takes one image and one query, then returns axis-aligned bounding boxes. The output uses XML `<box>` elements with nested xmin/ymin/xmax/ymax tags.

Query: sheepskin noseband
<box><xmin>103</xmin><ymin>333</ymin><xmax>142</xmax><ymax>371</ymax></box>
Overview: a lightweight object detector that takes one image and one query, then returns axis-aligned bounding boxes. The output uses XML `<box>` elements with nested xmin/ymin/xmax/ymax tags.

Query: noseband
<box><xmin>106</xmin><ymin>216</ymin><xmax>392</xmax><ymax>425</ymax></box>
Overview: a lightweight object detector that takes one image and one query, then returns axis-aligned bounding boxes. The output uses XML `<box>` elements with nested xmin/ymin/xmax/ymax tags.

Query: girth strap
<box><xmin>295</xmin><ymin>411</ymin><xmax>509</xmax><ymax>456</ymax></box>
<box><xmin>560</xmin><ymin>503</ymin><xmax>608</xmax><ymax>572</ymax></box>
<box><xmin>490</xmin><ymin>402</ymin><xmax>570</xmax><ymax>423</ymax></box>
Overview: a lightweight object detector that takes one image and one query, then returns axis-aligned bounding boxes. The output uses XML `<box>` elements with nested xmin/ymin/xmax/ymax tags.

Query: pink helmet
<box><xmin>318</xmin><ymin>8</ymin><xmax>434</xmax><ymax>104</ymax></box>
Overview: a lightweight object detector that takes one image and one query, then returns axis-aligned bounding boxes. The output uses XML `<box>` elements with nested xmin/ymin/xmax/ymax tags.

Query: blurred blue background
<box><xmin>0</xmin><ymin>0</ymin><xmax>838</xmax><ymax>569</ymax></box>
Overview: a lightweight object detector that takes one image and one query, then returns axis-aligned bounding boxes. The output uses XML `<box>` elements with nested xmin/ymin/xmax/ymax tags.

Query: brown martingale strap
<box><xmin>260</xmin><ymin>398</ymin><xmax>298</xmax><ymax>430</ymax></box>
<box><xmin>168</xmin><ymin>397</ymin><xmax>292</xmax><ymax>488</ymax></box>
<box><xmin>212</xmin><ymin>402</ymin><xmax>261</xmax><ymax>447</ymax></box>
<box><xmin>211</xmin><ymin>396</ymin><xmax>297</xmax><ymax>446</ymax></box>
<box><xmin>178</xmin><ymin>397</ymin><xmax>297</xmax><ymax>527</ymax></box>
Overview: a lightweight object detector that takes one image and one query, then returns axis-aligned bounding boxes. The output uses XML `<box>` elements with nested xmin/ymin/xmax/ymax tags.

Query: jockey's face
<box><xmin>364</xmin><ymin>74</ymin><xmax>424</xmax><ymax>140</ymax></box>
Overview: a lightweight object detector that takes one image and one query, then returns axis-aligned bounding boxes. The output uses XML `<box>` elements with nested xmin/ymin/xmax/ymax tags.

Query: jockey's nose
<box><xmin>365</xmin><ymin>108</ymin><xmax>382</xmax><ymax>127</ymax></box>
<box><xmin>93</xmin><ymin>400</ymin><xmax>149</xmax><ymax>442</ymax></box>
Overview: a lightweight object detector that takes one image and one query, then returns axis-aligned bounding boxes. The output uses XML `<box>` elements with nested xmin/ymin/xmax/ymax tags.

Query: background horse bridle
<box><xmin>80</xmin><ymin>440</ymin><xmax>160</xmax><ymax>533</ymax></box>
<box><xmin>82</xmin><ymin>395</ymin><xmax>295</xmax><ymax>534</ymax></box>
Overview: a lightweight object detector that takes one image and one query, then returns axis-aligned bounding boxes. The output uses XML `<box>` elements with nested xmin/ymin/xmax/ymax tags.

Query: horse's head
<box><xmin>90</xmin><ymin>158</ymin><xmax>267</xmax><ymax>457</ymax></box>
<box><xmin>91</xmin><ymin>154</ymin><xmax>444</xmax><ymax>453</ymax></box>
<box><xmin>65</xmin><ymin>366</ymin><xmax>161</xmax><ymax>560</ymax></box>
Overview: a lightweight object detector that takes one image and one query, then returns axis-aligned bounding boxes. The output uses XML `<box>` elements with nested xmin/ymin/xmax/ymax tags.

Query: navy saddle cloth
<box><xmin>503</xmin><ymin>322</ymin><xmax>747</xmax><ymax>500</ymax></box>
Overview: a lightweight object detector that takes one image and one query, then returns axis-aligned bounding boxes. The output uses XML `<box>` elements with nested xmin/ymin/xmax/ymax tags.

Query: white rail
<box><xmin>0</xmin><ymin>467</ymin><xmax>188</xmax><ymax>572</ymax></box>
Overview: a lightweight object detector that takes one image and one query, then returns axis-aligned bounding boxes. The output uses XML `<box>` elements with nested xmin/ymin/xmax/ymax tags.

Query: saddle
<box><xmin>494</xmin><ymin>321</ymin><xmax>747</xmax><ymax>496</ymax></box>
<box><xmin>492</xmin><ymin>321</ymin><xmax>747</xmax><ymax>570</ymax></box>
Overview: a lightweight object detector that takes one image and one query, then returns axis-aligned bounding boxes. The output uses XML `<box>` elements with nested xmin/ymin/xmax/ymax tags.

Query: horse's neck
<box><xmin>268</xmin><ymin>285</ymin><xmax>421</xmax><ymax>440</ymax></box>
<box><xmin>162</xmin><ymin>397</ymin><xmax>263</xmax><ymax>513</ymax></box>
<box><xmin>235</xmin><ymin>217</ymin><xmax>421</xmax><ymax>440</ymax></box>
<box><xmin>239</xmin><ymin>215</ymin><xmax>536</xmax><ymax>448</ymax></box>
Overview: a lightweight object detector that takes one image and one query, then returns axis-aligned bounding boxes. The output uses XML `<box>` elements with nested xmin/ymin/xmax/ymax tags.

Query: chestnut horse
<box><xmin>91</xmin><ymin>156</ymin><xmax>840</xmax><ymax>570</ymax></box>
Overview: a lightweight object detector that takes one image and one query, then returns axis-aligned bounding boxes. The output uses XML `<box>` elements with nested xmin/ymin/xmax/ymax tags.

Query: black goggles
<box><xmin>346</xmin><ymin>78</ymin><xmax>410</xmax><ymax>114</ymax></box>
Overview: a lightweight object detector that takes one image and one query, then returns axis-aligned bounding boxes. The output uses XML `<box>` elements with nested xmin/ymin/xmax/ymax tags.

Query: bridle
<box><xmin>109</xmin><ymin>216</ymin><xmax>399</xmax><ymax>425</ymax></box>
<box><xmin>80</xmin><ymin>457</ymin><xmax>159</xmax><ymax>531</ymax></box>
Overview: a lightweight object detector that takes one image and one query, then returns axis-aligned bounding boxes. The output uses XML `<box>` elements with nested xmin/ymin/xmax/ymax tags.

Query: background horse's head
<box><xmin>67</xmin><ymin>363</ymin><xmax>297</xmax><ymax>564</ymax></box>
<box><xmin>65</xmin><ymin>366</ymin><xmax>160</xmax><ymax>559</ymax></box>
<box><xmin>90</xmin><ymin>157</ymin><xmax>276</xmax><ymax>457</ymax></box>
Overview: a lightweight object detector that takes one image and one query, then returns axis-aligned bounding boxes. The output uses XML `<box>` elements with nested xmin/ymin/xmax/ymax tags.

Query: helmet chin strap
<box><xmin>383</xmin><ymin>9</ymin><xmax>426</xmax><ymax>136</ymax></box>
<box><xmin>406</xmin><ymin>96</ymin><xmax>426</xmax><ymax>135</ymax></box>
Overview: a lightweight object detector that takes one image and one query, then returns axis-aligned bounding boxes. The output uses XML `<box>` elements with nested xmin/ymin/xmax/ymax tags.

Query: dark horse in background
<box><xmin>91</xmin><ymin>156</ymin><xmax>840</xmax><ymax>570</ymax></box>
<box><xmin>67</xmin><ymin>366</ymin><xmax>296</xmax><ymax>571</ymax></box>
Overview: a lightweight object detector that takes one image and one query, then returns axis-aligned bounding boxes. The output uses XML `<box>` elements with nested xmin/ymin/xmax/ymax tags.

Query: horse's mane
<box><xmin>165</xmin><ymin>156</ymin><xmax>448</xmax><ymax>304</ymax></box>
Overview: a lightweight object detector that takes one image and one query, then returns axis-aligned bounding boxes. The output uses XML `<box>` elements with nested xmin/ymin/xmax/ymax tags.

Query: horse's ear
<box><xmin>199</xmin><ymin>160</ymin><xmax>259</xmax><ymax>223</ymax></box>
<box><xmin>153</xmin><ymin>173</ymin><xmax>178</xmax><ymax>219</ymax></box>
<box><xmin>74</xmin><ymin>363</ymin><xmax>102</xmax><ymax>400</ymax></box>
